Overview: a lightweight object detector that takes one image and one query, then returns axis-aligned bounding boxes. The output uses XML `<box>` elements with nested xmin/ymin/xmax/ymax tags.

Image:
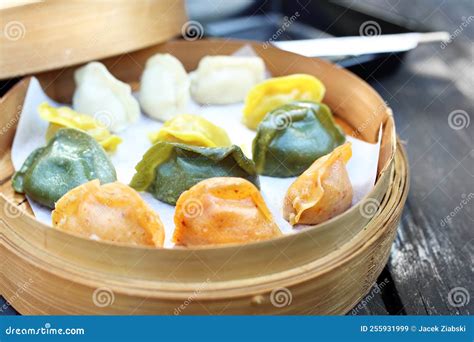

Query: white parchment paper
<box><xmin>12</xmin><ymin>77</ymin><xmax>380</xmax><ymax>248</ymax></box>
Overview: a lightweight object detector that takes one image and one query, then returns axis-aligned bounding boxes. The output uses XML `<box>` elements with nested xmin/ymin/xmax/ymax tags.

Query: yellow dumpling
<box><xmin>173</xmin><ymin>177</ymin><xmax>281</xmax><ymax>246</ymax></box>
<box><xmin>242</xmin><ymin>74</ymin><xmax>326</xmax><ymax>130</ymax></box>
<box><xmin>52</xmin><ymin>180</ymin><xmax>165</xmax><ymax>247</ymax></box>
<box><xmin>39</xmin><ymin>102</ymin><xmax>122</xmax><ymax>152</ymax></box>
<box><xmin>149</xmin><ymin>114</ymin><xmax>231</xmax><ymax>147</ymax></box>
<box><xmin>284</xmin><ymin>143</ymin><xmax>353</xmax><ymax>226</ymax></box>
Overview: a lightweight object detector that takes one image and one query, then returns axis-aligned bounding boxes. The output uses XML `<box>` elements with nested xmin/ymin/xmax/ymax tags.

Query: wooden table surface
<box><xmin>1</xmin><ymin>0</ymin><xmax>472</xmax><ymax>316</ymax></box>
<box><xmin>349</xmin><ymin>0</ymin><xmax>473</xmax><ymax>315</ymax></box>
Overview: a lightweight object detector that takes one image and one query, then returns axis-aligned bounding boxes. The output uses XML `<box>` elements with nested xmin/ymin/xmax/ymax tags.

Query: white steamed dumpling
<box><xmin>139</xmin><ymin>53</ymin><xmax>190</xmax><ymax>122</ymax></box>
<box><xmin>190</xmin><ymin>55</ymin><xmax>265</xmax><ymax>105</ymax></box>
<box><xmin>72</xmin><ymin>62</ymin><xmax>140</xmax><ymax>133</ymax></box>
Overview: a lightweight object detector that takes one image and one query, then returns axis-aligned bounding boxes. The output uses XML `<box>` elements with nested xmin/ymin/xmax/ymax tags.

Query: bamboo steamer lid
<box><xmin>0</xmin><ymin>0</ymin><xmax>187</xmax><ymax>79</ymax></box>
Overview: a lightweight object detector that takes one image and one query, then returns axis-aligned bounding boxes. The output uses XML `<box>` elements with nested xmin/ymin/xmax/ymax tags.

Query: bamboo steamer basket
<box><xmin>0</xmin><ymin>38</ymin><xmax>408</xmax><ymax>313</ymax></box>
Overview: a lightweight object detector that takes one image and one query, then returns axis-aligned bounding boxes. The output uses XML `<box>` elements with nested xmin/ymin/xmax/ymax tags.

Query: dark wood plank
<box><xmin>389</xmin><ymin>202</ymin><xmax>473</xmax><ymax>315</ymax></box>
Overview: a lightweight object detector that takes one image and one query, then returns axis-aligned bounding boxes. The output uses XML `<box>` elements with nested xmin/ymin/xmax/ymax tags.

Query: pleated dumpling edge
<box><xmin>283</xmin><ymin>142</ymin><xmax>353</xmax><ymax>226</ymax></box>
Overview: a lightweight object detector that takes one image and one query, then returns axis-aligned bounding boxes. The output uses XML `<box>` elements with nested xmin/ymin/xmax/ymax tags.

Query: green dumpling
<box><xmin>252</xmin><ymin>101</ymin><xmax>345</xmax><ymax>177</ymax></box>
<box><xmin>12</xmin><ymin>128</ymin><xmax>117</xmax><ymax>208</ymax></box>
<box><xmin>130</xmin><ymin>142</ymin><xmax>259</xmax><ymax>205</ymax></box>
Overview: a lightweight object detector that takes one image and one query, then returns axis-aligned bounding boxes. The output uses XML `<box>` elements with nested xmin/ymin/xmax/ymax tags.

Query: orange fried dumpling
<box><xmin>52</xmin><ymin>180</ymin><xmax>164</xmax><ymax>247</ymax></box>
<box><xmin>284</xmin><ymin>143</ymin><xmax>353</xmax><ymax>226</ymax></box>
<box><xmin>173</xmin><ymin>177</ymin><xmax>281</xmax><ymax>246</ymax></box>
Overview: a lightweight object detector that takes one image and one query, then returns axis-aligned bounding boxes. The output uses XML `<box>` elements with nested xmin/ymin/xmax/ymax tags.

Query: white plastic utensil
<box><xmin>273</xmin><ymin>32</ymin><xmax>450</xmax><ymax>57</ymax></box>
